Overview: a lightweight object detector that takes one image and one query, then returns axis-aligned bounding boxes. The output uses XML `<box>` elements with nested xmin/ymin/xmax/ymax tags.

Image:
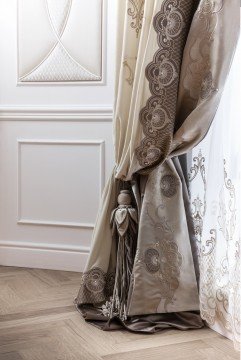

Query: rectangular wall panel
<box><xmin>18</xmin><ymin>0</ymin><xmax>104</xmax><ymax>83</ymax></box>
<box><xmin>17</xmin><ymin>140</ymin><xmax>105</xmax><ymax>228</ymax></box>
<box><xmin>0</xmin><ymin>117</ymin><xmax>114</xmax><ymax>272</ymax></box>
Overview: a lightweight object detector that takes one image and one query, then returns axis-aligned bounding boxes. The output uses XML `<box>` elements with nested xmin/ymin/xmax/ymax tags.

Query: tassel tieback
<box><xmin>110</xmin><ymin>190</ymin><xmax>138</xmax><ymax>321</ymax></box>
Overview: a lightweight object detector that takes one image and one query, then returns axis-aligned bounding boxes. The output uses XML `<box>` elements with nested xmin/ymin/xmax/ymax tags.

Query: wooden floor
<box><xmin>0</xmin><ymin>266</ymin><xmax>239</xmax><ymax>360</ymax></box>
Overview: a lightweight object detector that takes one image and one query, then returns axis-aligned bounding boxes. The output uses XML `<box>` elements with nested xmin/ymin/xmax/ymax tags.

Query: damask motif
<box><xmin>218</xmin><ymin>160</ymin><xmax>236</xmax><ymax>242</ymax></box>
<box><xmin>84</xmin><ymin>268</ymin><xmax>105</xmax><ymax>293</ymax></box>
<box><xmin>202</xmin><ymin>229</ymin><xmax>216</xmax><ymax>256</ymax></box>
<box><xmin>147</xmin><ymin>58</ymin><xmax>178</xmax><ymax>92</ymax></box>
<box><xmin>144</xmin><ymin>248</ymin><xmax>160</xmax><ymax>273</ymax></box>
<box><xmin>101</xmin><ymin>298</ymin><xmax>116</xmax><ymax>318</ymax></box>
<box><xmin>160</xmin><ymin>174</ymin><xmax>179</xmax><ymax>197</ymax></box>
<box><xmin>76</xmin><ymin>267</ymin><xmax>115</xmax><ymax>304</ymax></box>
<box><xmin>149</xmin><ymin>105</ymin><xmax>169</xmax><ymax>129</ymax></box>
<box><xmin>123</xmin><ymin>60</ymin><xmax>135</xmax><ymax>86</ymax></box>
<box><xmin>158</xmin><ymin>6</ymin><xmax>184</xmax><ymax>39</ymax></box>
<box><xmin>199</xmin><ymin>0</ymin><xmax>214</xmax><ymax>14</ymax></box>
<box><xmin>198</xmin><ymin>0</ymin><xmax>223</xmax><ymax>23</ymax></box>
<box><xmin>200</xmin><ymin>71</ymin><xmax>215</xmax><ymax>99</ymax></box>
<box><xmin>135</xmin><ymin>0</ymin><xmax>196</xmax><ymax>168</ymax></box>
<box><xmin>189</xmin><ymin>149</ymin><xmax>206</xmax><ymax>183</ymax></box>
<box><xmin>189</xmin><ymin>149</ymin><xmax>207</xmax><ymax>242</ymax></box>
<box><xmin>182</xmin><ymin>0</ymin><xmax>223</xmax><ymax>104</ymax></box>
<box><xmin>127</xmin><ymin>0</ymin><xmax>145</xmax><ymax>37</ymax></box>
<box><xmin>141</xmin><ymin>202</ymin><xmax>182</xmax><ymax>310</ymax></box>
<box><xmin>200</xmin><ymin>160</ymin><xmax>240</xmax><ymax>344</ymax></box>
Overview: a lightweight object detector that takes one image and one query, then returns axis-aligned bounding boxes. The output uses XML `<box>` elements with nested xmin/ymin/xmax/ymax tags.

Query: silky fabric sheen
<box><xmin>75</xmin><ymin>0</ymin><xmax>240</xmax><ymax>342</ymax></box>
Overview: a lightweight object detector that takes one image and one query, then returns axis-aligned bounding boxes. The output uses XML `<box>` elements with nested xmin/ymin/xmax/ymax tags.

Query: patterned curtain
<box><xmin>75</xmin><ymin>0</ymin><xmax>240</xmax><ymax>346</ymax></box>
<box><xmin>189</xmin><ymin>34</ymin><xmax>241</xmax><ymax>349</ymax></box>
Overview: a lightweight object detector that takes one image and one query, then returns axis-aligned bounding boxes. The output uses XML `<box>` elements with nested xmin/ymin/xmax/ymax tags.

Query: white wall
<box><xmin>0</xmin><ymin>0</ymin><xmax>116</xmax><ymax>271</ymax></box>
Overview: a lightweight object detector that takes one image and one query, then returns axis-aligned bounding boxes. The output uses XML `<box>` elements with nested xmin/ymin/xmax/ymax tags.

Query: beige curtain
<box><xmin>76</xmin><ymin>0</ymin><xmax>240</xmax><ymax>343</ymax></box>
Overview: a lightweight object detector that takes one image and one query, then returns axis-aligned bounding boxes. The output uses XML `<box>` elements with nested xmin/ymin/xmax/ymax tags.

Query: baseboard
<box><xmin>0</xmin><ymin>241</ymin><xmax>89</xmax><ymax>272</ymax></box>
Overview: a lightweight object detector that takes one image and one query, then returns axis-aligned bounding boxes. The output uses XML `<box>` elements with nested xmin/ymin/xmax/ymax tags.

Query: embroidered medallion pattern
<box><xmin>142</xmin><ymin>201</ymin><xmax>182</xmax><ymax>310</ymax></box>
<box><xmin>84</xmin><ymin>267</ymin><xmax>105</xmax><ymax>293</ymax></box>
<box><xmin>135</xmin><ymin>0</ymin><xmax>196</xmax><ymax>168</ymax></box>
<box><xmin>160</xmin><ymin>174</ymin><xmax>179</xmax><ymax>197</ymax></box>
<box><xmin>76</xmin><ymin>267</ymin><xmax>115</xmax><ymax>304</ymax></box>
<box><xmin>144</xmin><ymin>248</ymin><xmax>160</xmax><ymax>273</ymax></box>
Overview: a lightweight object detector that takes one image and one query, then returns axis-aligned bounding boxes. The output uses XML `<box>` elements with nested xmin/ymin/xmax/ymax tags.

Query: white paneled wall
<box><xmin>0</xmin><ymin>0</ymin><xmax>116</xmax><ymax>271</ymax></box>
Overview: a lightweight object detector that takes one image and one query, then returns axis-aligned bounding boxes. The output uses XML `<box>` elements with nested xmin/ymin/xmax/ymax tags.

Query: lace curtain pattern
<box><xmin>189</xmin><ymin>35</ymin><xmax>241</xmax><ymax>348</ymax></box>
<box><xmin>75</xmin><ymin>0</ymin><xmax>240</xmax><ymax>347</ymax></box>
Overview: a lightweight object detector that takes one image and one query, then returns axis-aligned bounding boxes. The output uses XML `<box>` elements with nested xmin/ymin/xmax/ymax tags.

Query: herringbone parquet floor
<box><xmin>0</xmin><ymin>266</ymin><xmax>239</xmax><ymax>360</ymax></box>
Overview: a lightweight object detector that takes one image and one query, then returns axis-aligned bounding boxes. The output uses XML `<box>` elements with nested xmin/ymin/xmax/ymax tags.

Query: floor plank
<box><xmin>0</xmin><ymin>266</ymin><xmax>238</xmax><ymax>360</ymax></box>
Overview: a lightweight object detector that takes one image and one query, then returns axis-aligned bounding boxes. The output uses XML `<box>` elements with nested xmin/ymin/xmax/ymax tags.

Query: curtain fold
<box><xmin>75</xmin><ymin>0</ymin><xmax>240</xmax><ymax>346</ymax></box>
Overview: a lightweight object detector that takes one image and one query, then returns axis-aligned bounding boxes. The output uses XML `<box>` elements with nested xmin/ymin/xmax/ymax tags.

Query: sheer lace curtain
<box><xmin>189</xmin><ymin>34</ymin><xmax>241</xmax><ymax>349</ymax></box>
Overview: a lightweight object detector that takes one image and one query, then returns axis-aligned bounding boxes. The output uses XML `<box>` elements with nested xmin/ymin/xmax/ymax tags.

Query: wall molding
<box><xmin>0</xmin><ymin>240</ymin><xmax>90</xmax><ymax>253</ymax></box>
<box><xmin>0</xmin><ymin>240</ymin><xmax>89</xmax><ymax>271</ymax></box>
<box><xmin>17</xmin><ymin>139</ymin><xmax>105</xmax><ymax>228</ymax></box>
<box><xmin>0</xmin><ymin>106</ymin><xmax>113</xmax><ymax>121</ymax></box>
<box><xmin>17</xmin><ymin>219</ymin><xmax>95</xmax><ymax>229</ymax></box>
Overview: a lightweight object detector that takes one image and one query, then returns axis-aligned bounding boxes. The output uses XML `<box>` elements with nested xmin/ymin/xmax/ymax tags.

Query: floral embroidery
<box><xmin>148</xmin><ymin>105</ymin><xmax>169</xmax><ymax>129</ymax></box>
<box><xmin>198</xmin><ymin>0</ymin><xmax>223</xmax><ymax>19</ymax></box>
<box><xmin>218</xmin><ymin>160</ymin><xmax>236</xmax><ymax>242</ymax></box>
<box><xmin>101</xmin><ymin>297</ymin><xmax>119</xmax><ymax>318</ymax></box>
<box><xmin>200</xmin><ymin>0</ymin><xmax>215</xmax><ymax>14</ymax></box>
<box><xmin>144</xmin><ymin>248</ymin><xmax>160</xmax><ymax>273</ymax></box>
<box><xmin>200</xmin><ymin>160</ymin><xmax>240</xmax><ymax>344</ymax></box>
<box><xmin>181</xmin><ymin>1</ymin><xmax>223</xmax><ymax>106</ymax></box>
<box><xmin>84</xmin><ymin>268</ymin><xmax>105</xmax><ymax>293</ymax></box>
<box><xmin>147</xmin><ymin>58</ymin><xmax>178</xmax><ymax>91</ymax></box>
<box><xmin>135</xmin><ymin>0</ymin><xmax>196</xmax><ymax>168</ymax></box>
<box><xmin>158</xmin><ymin>6</ymin><xmax>184</xmax><ymax>39</ymax></box>
<box><xmin>192</xmin><ymin>196</ymin><xmax>204</xmax><ymax>238</ymax></box>
<box><xmin>127</xmin><ymin>0</ymin><xmax>145</xmax><ymax>38</ymax></box>
<box><xmin>160</xmin><ymin>174</ymin><xmax>179</xmax><ymax>197</ymax></box>
<box><xmin>76</xmin><ymin>267</ymin><xmax>115</xmax><ymax>305</ymax></box>
<box><xmin>200</xmin><ymin>71</ymin><xmax>215</xmax><ymax>99</ymax></box>
<box><xmin>142</xmin><ymin>202</ymin><xmax>182</xmax><ymax>310</ymax></box>
<box><xmin>189</xmin><ymin>149</ymin><xmax>207</xmax><ymax>243</ymax></box>
<box><xmin>190</xmin><ymin>149</ymin><xmax>240</xmax><ymax>345</ymax></box>
<box><xmin>123</xmin><ymin>60</ymin><xmax>135</xmax><ymax>86</ymax></box>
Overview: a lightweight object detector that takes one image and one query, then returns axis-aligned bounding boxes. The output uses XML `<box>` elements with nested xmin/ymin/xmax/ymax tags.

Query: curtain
<box><xmin>189</xmin><ymin>33</ymin><xmax>241</xmax><ymax>349</ymax></box>
<box><xmin>75</xmin><ymin>0</ymin><xmax>240</xmax><ymax>342</ymax></box>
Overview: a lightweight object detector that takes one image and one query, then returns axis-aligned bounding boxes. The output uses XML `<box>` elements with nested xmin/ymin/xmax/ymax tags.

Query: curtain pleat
<box><xmin>75</xmin><ymin>0</ymin><xmax>240</xmax><ymax>347</ymax></box>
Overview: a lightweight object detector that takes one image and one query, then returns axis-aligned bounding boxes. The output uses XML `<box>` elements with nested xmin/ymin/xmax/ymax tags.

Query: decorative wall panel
<box><xmin>17</xmin><ymin>140</ymin><xmax>105</xmax><ymax>227</ymax></box>
<box><xmin>18</xmin><ymin>0</ymin><xmax>103</xmax><ymax>83</ymax></box>
<box><xmin>0</xmin><ymin>0</ymin><xmax>115</xmax><ymax>272</ymax></box>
